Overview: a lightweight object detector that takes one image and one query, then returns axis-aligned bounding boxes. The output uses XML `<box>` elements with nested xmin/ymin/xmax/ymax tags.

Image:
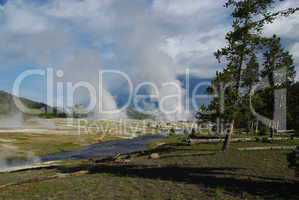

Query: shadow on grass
<box><xmin>141</xmin><ymin>143</ymin><xmax>219</xmax><ymax>157</ymax></box>
<box><xmin>160</xmin><ymin>152</ymin><xmax>216</xmax><ymax>159</ymax></box>
<box><xmin>56</xmin><ymin>163</ymin><xmax>299</xmax><ymax>199</ymax></box>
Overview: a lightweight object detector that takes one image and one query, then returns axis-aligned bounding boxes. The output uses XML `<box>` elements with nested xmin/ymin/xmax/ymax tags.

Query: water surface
<box><xmin>42</xmin><ymin>134</ymin><xmax>165</xmax><ymax>162</ymax></box>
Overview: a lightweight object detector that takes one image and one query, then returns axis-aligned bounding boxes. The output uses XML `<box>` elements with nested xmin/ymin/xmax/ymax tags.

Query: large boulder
<box><xmin>149</xmin><ymin>153</ymin><xmax>160</xmax><ymax>159</ymax></box>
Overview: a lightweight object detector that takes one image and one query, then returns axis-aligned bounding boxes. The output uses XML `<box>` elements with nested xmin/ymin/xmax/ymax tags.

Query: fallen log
<box><xmin>189</xmin><ymin>137</ymin><xmax>299</xmax><ymax>144</ymax></box>
<box><xmin>238</xmin><ymin>146</ymin><xmax>297</xmax><ymax>151</ymax></box>
<box><xmin>189</xmin><ymin>137</ymin><xmax>254</xmax><ymax>144</ymax></box>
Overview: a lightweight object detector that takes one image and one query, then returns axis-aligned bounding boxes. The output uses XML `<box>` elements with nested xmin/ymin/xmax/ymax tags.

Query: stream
<box><xmin>0</xmin><ymin>134</ymin><xmax>165</xmax><ymax>173</ymax></box>
<box><xmin>42</xmin><ymin>134</ymin><xmax>165</xmax><ymax>162</ymax></box>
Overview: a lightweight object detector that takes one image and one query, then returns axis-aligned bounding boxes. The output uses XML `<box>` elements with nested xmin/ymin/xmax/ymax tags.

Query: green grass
<box><xmin>0</xmin><ymin>133</ymin><xmax>121</xmax><ymax>157</ymax></box>
<box><xmin>0</xmin><ymin>135</ymin><xmax>298</xmax><ymax>200</ymax></box>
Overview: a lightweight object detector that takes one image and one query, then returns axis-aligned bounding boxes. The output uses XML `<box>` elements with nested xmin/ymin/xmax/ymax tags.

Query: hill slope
<box><xmin>0</xmin><ymin>91</ymin><xmax>65</xmax><ymax>118</ymax></box>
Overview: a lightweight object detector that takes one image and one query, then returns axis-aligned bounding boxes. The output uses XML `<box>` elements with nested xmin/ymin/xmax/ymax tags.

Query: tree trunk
<box><xmin>270</xmin><ymin>128</ymin><xmax>274</xmax><ymax>140</ymax></box>
<box><xmin>269</xmin><ymin>121</ymin><xmax>274</xmax><ymax>141</ymax></box>
<box><xmin>251</xmin><ymin>122</ymin><xmax>254</xmax><ymax>133</ymax></box>
<box><xmin>270</xmin><ymin>123</ymin><xmax>274</xmax><ymax>141</ymax></box>
<box><xmin>216</xmin><ymin>118</ymin><xmax>220</xmax><ymax>136</ymax></box>
<box><xmin>223</xmin><ymin>119</ymin><xmax>234</xmax><ymax>152</ymax></box>
<box><xmin>249</xmin><ymin>121</ymin><xmax>254</xmax><ymax>135</ymax></box>
<box><xmin>255</xmin><ymin>120</ymin><xmax>259</xmax><ymax>134</ymax></box>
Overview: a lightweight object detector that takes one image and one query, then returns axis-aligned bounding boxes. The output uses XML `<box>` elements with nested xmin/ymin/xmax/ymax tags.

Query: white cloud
<box><xmin>2</xmin><ymin>3</ymin><xmax>48</xmax><ymax>34</ymax></box>
<box><xmin>0</xmin><ymin>0</ymin><xmax>230</xmax><ymax>120</ymax></box>
<box><xmin>47</xmin><ymin>0</ymin><xmax>112</xmax><ymax>18</ymax></box>
<box><xmin>160</xmin><ymin>27</ymin><xmax>227</xmax><ymax>77</ymax></box>
<box><xmin>291</xmin><ymin>43</ymin><xmax>299</xmax><ymax>58</ymax></box>
<box><xmin>1</xmin><ymin>0</ymin><xmax>298</xmax><ymax>118</ymax></box>
<box><xmin>290</xmin><ymin>43</ymin><xmax>299</xmax><ymax>80</ymax></box>
<box><xmin>0</xmin><ymin>0</ymin><xmax>229</xmax><ymax>78</ymax></box>
<box><xmin>153</xmin><ymin>0</ymin><xmax>226</xmax><ymax>18</ymax></box>
<box><xmin>263</xmin><ymin>0</ymin><xmax>299</xmax><ymax>80</ymax></box>
<box><xmin>264</xmin><ymin>13</ymin><xmax>299</xmax><ymax>40</ymax></box>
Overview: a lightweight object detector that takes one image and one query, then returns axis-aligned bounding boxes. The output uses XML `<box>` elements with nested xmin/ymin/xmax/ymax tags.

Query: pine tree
<box><xmin>212</xmin><ymin>0</ymin><xmax>298</xmax><ymax>151</ymax></box>
<box><xmin>261</xmin><ymin>35</ymin><xmax>296</xmax><ymax>88</ymax></box>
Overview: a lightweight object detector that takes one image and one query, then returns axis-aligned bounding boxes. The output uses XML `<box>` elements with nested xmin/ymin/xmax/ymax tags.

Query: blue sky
<box><xmin>0</xmin><ymin>0</ymin><xmax>298</xmax><ymax>107</ymax></box>
<box><xmin>0</xmin><ymin>0</ymin><xmax>7</xmax><ymax>5</ymax></box>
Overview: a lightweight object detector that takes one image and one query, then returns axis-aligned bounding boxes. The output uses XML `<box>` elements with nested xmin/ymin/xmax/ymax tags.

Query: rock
<box><xmin>121</xmin><ymin>154</ymin><xmax>131</xmax><ymax>159</ymax></box>
<box><xmin>115</xmin><ymin>159</ymin><xmax>131</xmax><ymax>164</ymax></box>
<box><xmin>72</xmin><ymin>171</ymin><xmax>89</xmax><ymax>176</ymax></box>
<box><xmin>155</xmin><ymin>142</ymin><xmax>166</xmax><ymax>148</ymax></box>
<box><xmin>149</xmin><ymin>153</ymin><xmax>160</xmax><ymax>159</ymax></box>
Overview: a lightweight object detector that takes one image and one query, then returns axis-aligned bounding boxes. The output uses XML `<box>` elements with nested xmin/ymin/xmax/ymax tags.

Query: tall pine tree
<box><xmin>211</xmin><ymin>0</ymin><xmax>298</xmax><ymax>151</ymax></box>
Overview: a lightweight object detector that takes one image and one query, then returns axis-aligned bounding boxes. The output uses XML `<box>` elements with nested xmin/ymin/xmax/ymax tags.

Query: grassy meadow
<box><xmin>0</xmin><ymin>134</ymin><xmax>298</xmax><ymax>200</ymax></box>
